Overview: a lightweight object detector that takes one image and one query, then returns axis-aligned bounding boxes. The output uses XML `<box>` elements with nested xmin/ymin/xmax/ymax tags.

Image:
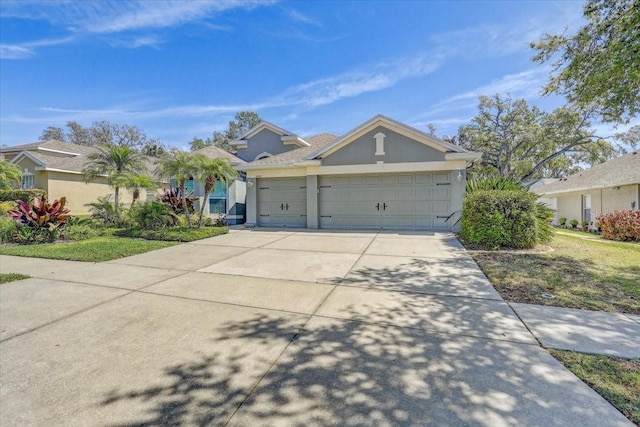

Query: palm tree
<box><xmin>156</xmin><ymin>150</ymin><xmax>198</xmax><ymax>227</ymax></box>
<box><xmin>83</xmin><ymin>144</ymin><xmax>148</xmax><ymax>218</ymax></box>
<box><xmin>124</xmin><ymin>174</ymin><xmax>158</xmax><ymax>207</ymax></box>
<box><xmin>0</xmin><ymin>160</ymin><xmax>23</xmax><ymax>191</ymax></box>
<box><xmin>193</xmin><ymin>155</ymin><xmax>238</xmax><ymax>228</ymax></box>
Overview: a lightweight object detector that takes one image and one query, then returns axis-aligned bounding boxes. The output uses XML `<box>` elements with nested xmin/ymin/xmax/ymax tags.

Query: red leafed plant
<box><xmin>596</xmin><ymin>210</ymin><xmax>640</xmax><ymax>242</ymax></box>
<box><xmin>8</xmin><ymin>195</ymin><xmax>70</xmax><ymax>243</ymax></box>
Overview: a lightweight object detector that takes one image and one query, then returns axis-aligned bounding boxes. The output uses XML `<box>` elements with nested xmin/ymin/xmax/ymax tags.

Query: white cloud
<box><xmin>285</xmin><ymin>9</ymin><xmax>322</xmax><ymax>27</ymax></box>
<box><xmin>0</xmin><ymin>44</ymin><xmax>33</xmax><ymax>59</ymax></box>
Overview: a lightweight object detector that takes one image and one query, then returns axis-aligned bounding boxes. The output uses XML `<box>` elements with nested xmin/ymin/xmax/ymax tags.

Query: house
<box><xmin>532</xmin><ymin>151</ymin><xmax>640</xmax><ymax>228</ymax></box>
<box><xmin>0</xmin><ymin>140</ymin><xmax>162</xmax><ymax>215</ymax></box>
<box><xmin>227</xmin><ymin>115</ymin><xmax>481</xmax><ymax>231</ymax></box>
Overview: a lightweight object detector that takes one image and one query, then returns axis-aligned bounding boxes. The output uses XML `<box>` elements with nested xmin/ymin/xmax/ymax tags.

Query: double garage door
<box><xmin>257</xmin><ymin>173</ymin><xmax>451</xmax><ymax>230</ymax></box>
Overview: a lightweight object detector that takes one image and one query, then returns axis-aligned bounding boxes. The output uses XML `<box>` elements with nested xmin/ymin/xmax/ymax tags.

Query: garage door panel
<box><xmin>258</xmin><ymin>178</ymin><xmax>307</xmax><ymax>227</ymax></box>
<box><xmin>318</xmin><ymin>173</ymin><xmax>452</xmax><ymax>231</ymax></box>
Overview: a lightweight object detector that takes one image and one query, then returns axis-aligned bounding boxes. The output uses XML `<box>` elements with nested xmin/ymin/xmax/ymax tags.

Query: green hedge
<box><xmin>115</xmin><ymin>226</ymin><xmax>228</xmax><ymax>242</ymax></box>
<box><xmin>0</xmin><ymin>189</ymin><xmax>47</xmax><ymax>203</ymax></box>
<box><xmin>460</xmin><ymin>190</ymin><xmax>540</xmax><ymax>249</ymax></box>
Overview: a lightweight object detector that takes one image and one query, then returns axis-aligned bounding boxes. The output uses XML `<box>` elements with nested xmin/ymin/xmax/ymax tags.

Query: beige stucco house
<box><xmin>0</xmin><ymin>140</ymin><xmax>162</xmax><ymax>215</ymax></box>
<box><xmin>533</xmin><ymin>151</ymin><xmax>640</xmax><ymax>228</ymax></box>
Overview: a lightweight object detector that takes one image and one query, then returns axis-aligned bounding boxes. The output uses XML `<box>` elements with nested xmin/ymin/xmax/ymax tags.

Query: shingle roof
<box><xmin>244</xmin><ymin>133</ymin><xmax>337</xmax><ymax>167</ymax></box>
<box><xmin>191</xmin><ymin>145</ymin><xmax>246</xmax><ymax>164</ymax></box>
<box><xmin>533</xmin><ymin>151</ymin><xmax>640</xmax><ymax>194</ymax></box>
<box><xmin>5</xmin><ymin>140</ymin><xmax>159</xmax><ymax>174</ymax></box>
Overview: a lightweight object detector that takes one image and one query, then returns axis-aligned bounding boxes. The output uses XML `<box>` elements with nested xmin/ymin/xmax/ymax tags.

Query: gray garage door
<box><xmin>318</xmin><ymin>173</ymin><xmax>451</xmax><ymax>230</ymax></box>
<box><xmin>257</xmin><ymin>177</ymin><xmax>307</xmax><ymax>227</ymax></box>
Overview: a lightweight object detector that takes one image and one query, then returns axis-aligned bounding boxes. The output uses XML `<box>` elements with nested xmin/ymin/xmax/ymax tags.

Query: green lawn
<box><xmin>0</xmin><ymin>273</ymin><xmax>30</xmax><ymax>283</ymax></box>
<box><xmin>550</xmin><ymin>350</ymin><xmax>640</xmax><ymax>425</ymax></box>
<box><xmin>0</xmin><ymin>236</ymin><xmax>178</xmax><ymax>262</ymax></box>
<box><xmin>468</xmin><ymin>233</ymin><xmax>640</xmax><ymax>314</ymax></box>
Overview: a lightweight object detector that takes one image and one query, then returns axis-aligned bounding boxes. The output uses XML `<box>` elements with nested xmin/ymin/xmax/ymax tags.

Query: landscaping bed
<box><xmin>467</xmin><ymin>233</ymin><xmax>640</xmax><ymax>314</ymax></box>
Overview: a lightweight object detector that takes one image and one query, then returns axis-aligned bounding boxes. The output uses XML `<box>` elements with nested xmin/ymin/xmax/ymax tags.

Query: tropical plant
<box><xmin>124</xmin><ymin>174</ymin><xmax>158</xmax><ymax>207</ymax></box>
<box><xmin>83</xmin><ymin>143</ymin><xmax>149</xmax><ymax>218</ymax></box>
<box><xmin>7</xmin><ymin>195</ymin><xmax>70</xmax><ymax>243</ymax></box>
<box><xmin>85</xmin><ymin>196</ymin><xmax>121</xmax><ymax>226</ymax></box>
<box><xmin>156</xmin><ymin>150</ymin><xmax>198</xmax><ymax>227</ymax></box>
<box><xmin>466</xmin><ymin>177</ymin><xmax>525</xmax><ymax>193</ymax></box>
<box><xmin>0</xmin><ymin>160</ymin><xmax>23</xmax><ymax>191</ymax></box>
<box><xmin>158</xmin><ymin>187</ymin><xmax>195</xmax><ymax>216</ymax></box>
<box><xmin>130</xmin><ymin>200</ymin><xmax>178</xmax><ymax>230</ymax></box>
<box><xmin>193</xmin><ymin>155</ymin><xmax>237</xmax><ymax>228</ymax></box>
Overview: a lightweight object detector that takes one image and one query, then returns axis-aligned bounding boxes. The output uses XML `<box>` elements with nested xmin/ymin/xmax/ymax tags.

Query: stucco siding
<box><xmin>551</xmin><ymin>184</ymin><xmax>639</xmax><ymax>228</ymax></box>
<box><xmin>322</xmin><ymin>126</ymin><xmax>446</xmax><ymax>166</ymax></box>
<box><xmin>235</xmin><ymin>129</ymin><xmax>297</xmax><ymax>162</ymax></box>
<box><xmin>45</xmin><ymin>171</ymin><xmax>140</xmax><ymax>215</ymax></box>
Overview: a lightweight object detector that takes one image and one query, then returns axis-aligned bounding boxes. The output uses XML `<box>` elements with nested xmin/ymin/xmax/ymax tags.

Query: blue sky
<box><xmin>0</xmin><ymin>0</ymin><xmax>632</xmax><ymax>150</ymax></box>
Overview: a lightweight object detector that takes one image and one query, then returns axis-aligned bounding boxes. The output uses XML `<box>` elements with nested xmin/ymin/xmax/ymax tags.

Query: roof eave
<box><xmin>237</xmin><ymin>160</ymin><xmax>322</xmax><ymax>171</ymax></box>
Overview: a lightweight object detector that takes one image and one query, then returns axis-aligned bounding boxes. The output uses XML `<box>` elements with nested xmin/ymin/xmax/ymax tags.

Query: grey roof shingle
<box><xmin>244</xmin><ymin>133</ymin><xmax>337</xmax><ymax>167</ymax></box>
<box><xmin>533</xmin><ymin>151</ymin><xmax>640</xmax><ymax>194</ymax></box>
<box><xmin>4</xmin><ymin>140</ymin><xmax>159</xmax><ymax>174</ymax></box>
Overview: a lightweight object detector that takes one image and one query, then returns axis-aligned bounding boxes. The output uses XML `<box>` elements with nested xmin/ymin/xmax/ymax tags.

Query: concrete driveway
<box><xmin>0</xmin><ymin>229</ymin><xmax>632</xmax><ymax>426</ymax></box>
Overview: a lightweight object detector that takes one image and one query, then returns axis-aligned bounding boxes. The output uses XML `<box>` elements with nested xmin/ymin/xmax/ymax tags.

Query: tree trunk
<box><xmin>114</xmin><ymin>186</ymin><xmax>120</xmax><ymax>218</ymax></box>
<box><xmin>198</xmin><ymin>180</ymin><xmax>214</xmax><ymax>229</ymax></box>
<box><xmin>181</xmin><ymin>182</ymin><xmax>192</xmax><ymax>227</ymax></box>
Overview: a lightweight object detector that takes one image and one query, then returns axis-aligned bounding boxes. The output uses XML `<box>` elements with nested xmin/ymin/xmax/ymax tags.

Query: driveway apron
<box><xmin>0</xmin><ymin>230</ymin><xmax>633</xmax><ymax>426</ymax></box>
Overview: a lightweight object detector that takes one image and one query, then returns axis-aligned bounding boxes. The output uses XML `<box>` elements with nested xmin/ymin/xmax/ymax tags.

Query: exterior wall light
<box><xmin>457</xmin><ymin>171</ymin><xmax>464</xmax><ymax>183</ymax></box>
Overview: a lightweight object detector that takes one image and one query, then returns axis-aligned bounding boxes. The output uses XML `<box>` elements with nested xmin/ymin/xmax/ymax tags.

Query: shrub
<box><xmin>64</xmin><ymin>224</ymin><xmax>101</xmax><ymax>241</ymax></box>
<box><xmin>130</xmin><ymin>200</ymin><xmax>178</xmax><ymax>230</ymax></box>
<box><xmin>116</xmin><ymin>226</ymin><xmax>228</xmax><ymax>242</ymax></box>
<box><xmin>7</xmin><ymin>195</ymin><xmax>70</xmax><ymax>243</ymax></box>
<box><xmin>0</xmin><ymin>189</ymin><xmax>46</xmax><ymax>203</ymax></box>
<box><xmin>460</xmin><ymin>190</ymin><xmax>543</xmax><ymax>250</ymax></box>
<box><xmin>559</xmin><ymin>217</ymin><xmax>567</xmax><ymax>226</ymax></box>
<box><xmin>570</xmin><ymin>219</ymin><xmax>579</xmax><ymax>228</ymax></box>
<box><xmin>596</xmin><ymin>210</ymin><xmax>640</xmax><ymax>241</ymax></box>
<box><xmin>0</xmin><ymin>217</ymin><xmax>17</xmax><ymax>243</ymax></box>
<box><xmin>581</xmin><ymin>220</ymin><xmax>589</xmax><ymax>229</ymax></box>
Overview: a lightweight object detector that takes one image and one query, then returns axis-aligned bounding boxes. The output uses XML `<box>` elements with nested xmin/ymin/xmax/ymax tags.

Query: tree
<box><xmin>83</xmin><ymin>144</ymin><xmax>149</xmax><ymax>218</ymax></box>
<box><xmin>189</xmin><ymin>111</ymin><xmax>262</xmax><ymax>152</ymax></box>
<box><xmin>188</xmin><ymin>137</ymin><xmax>212</xmax><ymax>151</ymax></box>
<box><xmin>39</xmin><ymin>121</ymin><xmax>167</xmax><ymax>156</ymax></box>
<box><xmin>124</xmin><ymin>174</ymin><xmax>158</xmax><ymax>207</ymax></box>
<box><xmin>0</xmin><ymin>160</ymin><xmax>23</xmax><ymax>190</ymax></box>
<box><xmin>531</xmin><ymin>0</ymin><xmax>640</xmax><ymax>123</ymax></box>
<box><xmin>40</xmin><ymin>126</ymin><xmax>65</xmax><ymax>141</ymax></box>
<box><xmin>193</xmin><ymin>155</ymin><xmax>237</xmax><ymax>228</ymax></box>
<box><xmin>156</xmin><ymin>150</ymin><xmax>198</xmax><ymax>227</ymax></box>
<box><xmin>457</xmin><ymin>94</ymin><xmax>617</xmax><ymax>182</ymax></box>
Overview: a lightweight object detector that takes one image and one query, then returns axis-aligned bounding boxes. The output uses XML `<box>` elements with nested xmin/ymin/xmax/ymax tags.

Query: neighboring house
<box><xmin>229</xmin><ymin>115</ymin><xmax>481</xmax><ymax>231</ymax></box>
<box><xmin>532</xmin><ymin>151</ymin><xmax>640</xmax><ymax>228</ymax></box>
<box><xmin>0</xmin><ymin>140</ymin><xmax>162</xmax><ymax>215</ymax></box>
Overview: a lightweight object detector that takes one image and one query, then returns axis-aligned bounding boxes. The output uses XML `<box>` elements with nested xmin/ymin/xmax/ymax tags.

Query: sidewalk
<box><xmin>511</xmin><ymin>303</ymin><xmax>640</xmax><ymax>359</ymax></box>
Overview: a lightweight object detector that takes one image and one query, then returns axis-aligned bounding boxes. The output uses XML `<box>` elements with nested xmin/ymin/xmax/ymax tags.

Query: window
<box><xmin>583</xmin><ymin>194</ymin><xmax>592</xmax><ymax>223</ymax></box>
<box><xmin>209</xmin><ymin>181</ymin><xmax>227</xmax><ymax>214</ymax></box>
<box><xmin>21</xmin><ymin>174</ymin><xmax>34</xmax><ymax>189</ymax></box>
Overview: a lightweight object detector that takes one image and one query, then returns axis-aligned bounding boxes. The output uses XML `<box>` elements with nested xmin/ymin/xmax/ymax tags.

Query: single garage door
<box><xmin>318</xmin><ymin>173</ymin><xmax>451</xmax><ymax>230</ymax></box>
<box><xmin>257</xmin><ymin>177</ymin><xmax>307</xmax><ymax>227</ymax></box>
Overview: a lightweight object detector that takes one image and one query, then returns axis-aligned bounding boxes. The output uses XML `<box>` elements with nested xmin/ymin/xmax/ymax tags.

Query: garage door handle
<box><xmin>383</xmin><ymin>203</ymin><xmax>387</xmax><ymax>210</ymax></box>
<box><xmin>375</xmin><ymin>203</ymin><xmax>380</xmax><ymax>210</ymax></box>
<box><xmin>436</xmin><ymin>183</ymin><xmax>450</xmax><ymax>186</ymax></box>
<box><xmin>280</xmin><ymin>203</ymin><xmax>284</xmax><ymax>210</ymax></box>
<box><xmin>259</xmin><ymin>214</ymin><xmax>270</xmax><ymax>217</ymax></box>
<box><xmin>436</xmin><ymin>215</ymin><xmax>448</xmax><ymax>218</ymax></box>
<box><xmin>285</xmin><ymin>203</ymin><xmax>290</xmax><ymax>210</ymax></box>
<box><xmin>320</xmin><ymin>215</ymin><xmax>332</xmax><ymax>218</ymax></box>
